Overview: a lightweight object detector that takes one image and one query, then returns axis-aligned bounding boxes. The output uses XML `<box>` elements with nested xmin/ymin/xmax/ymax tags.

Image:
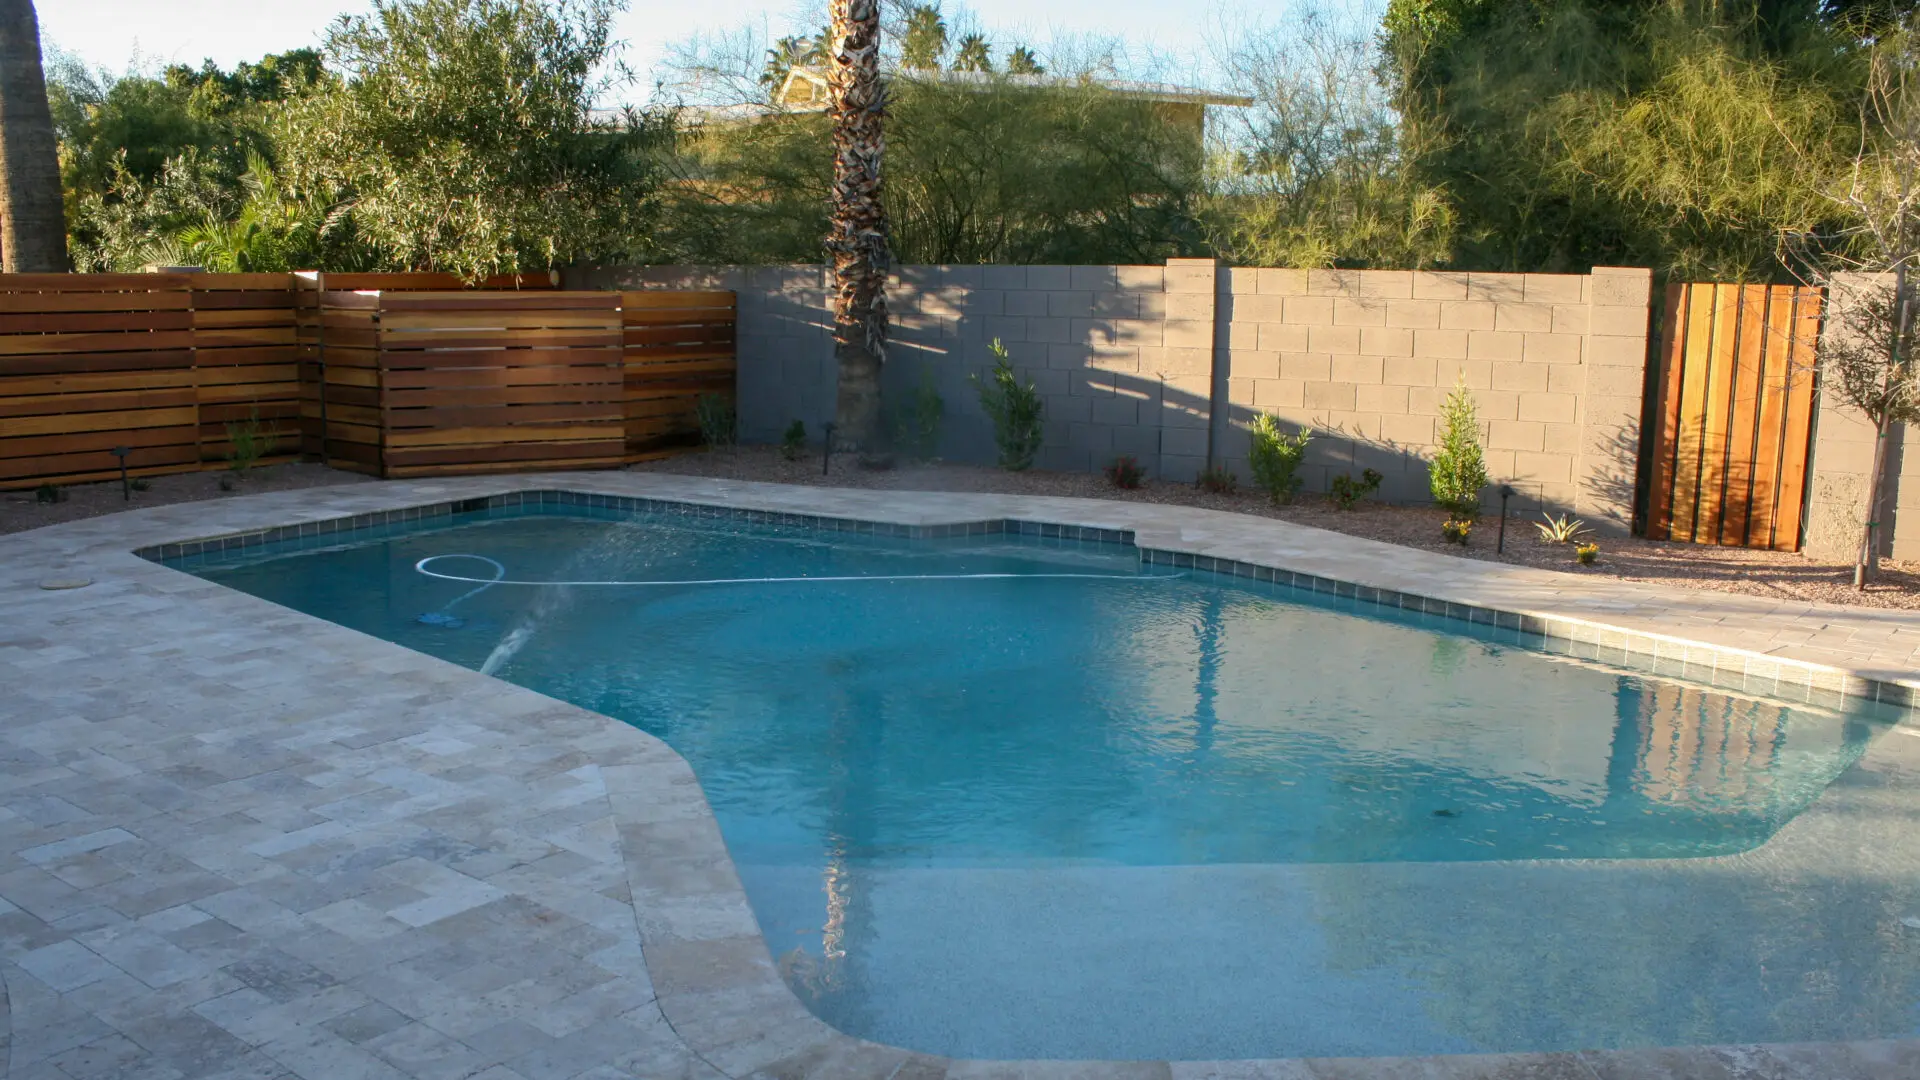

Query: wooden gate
<box><xmin>1645</xmin><ymin>283</ymin><xmax>1823</xmax><ymax>550</ymax></box>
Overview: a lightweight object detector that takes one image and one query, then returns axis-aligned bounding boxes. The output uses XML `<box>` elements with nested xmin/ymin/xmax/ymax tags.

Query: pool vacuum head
<box><xmin>416</xmin><ymin>612</ymin><xmax>466</xmax><ymax>628</ymax></box>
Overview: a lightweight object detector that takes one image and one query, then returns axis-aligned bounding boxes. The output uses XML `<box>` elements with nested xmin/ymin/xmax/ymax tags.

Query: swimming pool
<box><xmin>175</xmin><ymin>503</ymin><xmax>1919</xmax><ymax>1060</ymax></box>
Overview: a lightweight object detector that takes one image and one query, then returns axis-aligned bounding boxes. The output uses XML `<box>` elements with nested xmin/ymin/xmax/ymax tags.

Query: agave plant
<box><xmin>1534</xmin><ymin>512</ymin><xmax>1591</xmax><ymax>544</ymax></box>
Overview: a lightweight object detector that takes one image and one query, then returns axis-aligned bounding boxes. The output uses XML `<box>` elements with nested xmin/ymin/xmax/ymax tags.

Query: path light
<box><xmin>823</xmin><ymin>421</ymin><xmax>836</xmax><ymax>476</ymax></box>
<box><xmin>1497</xmin><ymin>484</ymin><xmax>1515</xmax><ymax>553</ymax></box>
<box><xmin>111</xmin><ymin>446</ymin><xmax>131</xmax><ymax>500</ymax></box>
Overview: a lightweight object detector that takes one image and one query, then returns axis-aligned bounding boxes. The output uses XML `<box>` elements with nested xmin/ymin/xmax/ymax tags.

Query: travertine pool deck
<box><xmin>2</xmin><ymin>471</ymin><xmax>1917</xmax><ymax>1080</ymax></box>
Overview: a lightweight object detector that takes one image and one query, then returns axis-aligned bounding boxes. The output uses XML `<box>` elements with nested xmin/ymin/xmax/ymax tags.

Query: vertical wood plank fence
<box><xmin>1644</xmin><ymin>283</ymin><xmax>1823</xmax><ymax>550</ymax></box>
<box><xmin>0</xmin><ymin>273</ymin><xmax>734</xmax><ymax>489</ymax></box>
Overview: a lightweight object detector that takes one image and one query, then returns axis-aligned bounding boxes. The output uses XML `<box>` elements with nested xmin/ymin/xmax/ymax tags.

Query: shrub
<box><xmin>1104</xmin><ymin>455</ymin><xmax>1145</xmax><ymax>489</ymax></box>
<box><xmin>34</xmin><ymin>482</ymin><xmax>63</xmax><ymax>504</ymax></box>
<box><xmin>1197</xmin><ymin>463</ymin><xmax>1239</xmax><ymax>494</ymax></box>
<box><xmin>1247</xmin><ymin>414</ymin><xmax>1312</xmax><ymax>503</ymax></box>
<box><xmin>899</xmin><ymin>365</ymin><xmax>944</xmax><ymax>461</ymax></box>
<box><xmin>781</xmin><ymin>420</ymin><xmax>807</xmax><ymax>461</ymax></box>
<box><xmin>971</xmin><ymin>339</ymin><xmax>1045</xmax><ymax>470</ymax></box>
<box><xmin>1534</xmin><ymin>512</ymin><xmax>1591</xmax><ymax>545</ymax></box>
<box><xmin>1429</xmin><ymin>377</ymin><xmax>1488</xmax><ymax>518</ymax></box>
<box><xmin>130</xmin><ymin>478</ymin><xmax>151</xmax><ymax>492</ymax></box>
<box><xmin>696</xmin><ymin>393</ymin><xmax>737</xmax><ymax>449</ymax></box>
<box><xmin>225</xmin><ymin>407</ymin><xmax>276</xmax><ymax>474</ymax></box>
<box><xmin>1329</xmin><ymin>468</ymin><xmax>1383</xmax><ymax>510</ymax></box>
<box><xmin>1441</xmin><ymin>517</ymin><xmax>1472</xmax><ymax>545</ymax></box>
<box><xmin>1575</xmin><ymin>541</ymin><xmax>1600</xmax><ymax>565</ymax></box>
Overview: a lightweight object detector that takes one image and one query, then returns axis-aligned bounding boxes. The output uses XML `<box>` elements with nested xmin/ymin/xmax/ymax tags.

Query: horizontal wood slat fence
<box><xmin>0</xmin><ymin>272</ymin><xmax>733</xmax><ymax>489</ymax></box>
<box><xmin>1645</xmin><ymin>282</ymin><xmax>1823</xmax><ymax>551</ymax></box>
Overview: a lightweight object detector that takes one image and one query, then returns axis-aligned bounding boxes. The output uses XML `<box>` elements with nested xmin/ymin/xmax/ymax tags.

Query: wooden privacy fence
<box><xmin>301</xmin><ymin>281</ymin><xmax>736</xmax><ymax>477</ymax></box>
<box><xmin>0</xmin><ymin>273</ymin><xmax>298</xmax><ymax>489</ymax></box>
<box><xmin>0</xmin><ymin>272</ymin><xmax>734</xmax><ymax>489</ymax></box>
<box><xmin>1645</xmin><ymin>283</ymin><xmax>1823</xmax><ymax>551</ymax></box>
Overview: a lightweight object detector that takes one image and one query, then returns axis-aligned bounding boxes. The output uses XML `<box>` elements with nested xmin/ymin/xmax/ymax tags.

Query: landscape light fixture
<box><xmin>1497</xmin><ymin>484</ymin><xmax>1515</xmax><ymax>553</ymax></box>
<box><xmin>823</xmin><ymin>421</ymin><xmax>836</xmax><ymax>476</ymax></box>
<box><xmin>112</xmin><ymin>446</ymin><xmax>132</xmax><ymax>500</ymax></box>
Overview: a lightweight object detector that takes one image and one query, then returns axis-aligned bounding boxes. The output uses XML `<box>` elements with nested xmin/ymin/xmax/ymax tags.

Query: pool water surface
<box><xmin>178</xmin><ymin>508</ymin><xmax>1920</xmax><ymax>1060</ymax></box>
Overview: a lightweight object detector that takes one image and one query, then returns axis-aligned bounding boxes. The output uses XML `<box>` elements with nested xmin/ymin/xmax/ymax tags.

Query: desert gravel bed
<box><xmin>7</xmin><ymin>450</ymin><xmax>1915</xmax><ymax>610</ymax></box>
<box><xmin>636</xmin><ymin>446</ymin><xmax>1920</xmax><ymax>611</ymax></box>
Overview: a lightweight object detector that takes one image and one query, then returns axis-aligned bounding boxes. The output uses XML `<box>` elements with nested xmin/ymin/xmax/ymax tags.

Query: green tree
<box><xmin>1005</xmin><ymin>45</ymin><xmax>1043</xmax><ymax>75</ymax></box>
<box><xmin>952</xmin><ymin>33</ymin><xmax>992</xmax><ymax>73</ymax></box>
<box><xmin>1430</xmin><ymin>377</ymin><xmax>1489</xmax><ymax>517</ymax></box>
<box><xmin>900</xmin><ymin>3</ymin><xmax>947</xmax><ymax>71</ymax></box>
<box><xmin>277</xmin><ymin>0</ymin><xmax>666</xmax><ymax>278</ymax></box>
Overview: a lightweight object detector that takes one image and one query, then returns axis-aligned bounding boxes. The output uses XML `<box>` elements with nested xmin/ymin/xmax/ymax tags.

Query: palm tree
<box><xmin>825</xmin><ymin>0</ymin><xmax>889</xmax><ymax>450</ymax></box>
<box><xmin>1006</xmin><ymin>45</ymin><xmax>1044</xmax><ymax>76</ymax></box>
<box><xmin>899</xmin><ymin>4</ymin><xmax>947</xmax><ymax>72</ymax></box>
<box><xmin>0</xmin><ymin>0</ymin><xmax>66</xmax><ymax>271</ymax></box>
<box><xmin>952</xmin><ymin>34</ymin><xmax>992</xmax><ymax>74</ymax></box>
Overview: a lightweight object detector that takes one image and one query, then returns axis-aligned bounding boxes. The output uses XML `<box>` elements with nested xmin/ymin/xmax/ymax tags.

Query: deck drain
<box><xmin>38</xmin><ymin>577</ymin><xmax>93</xmax><ymax>591</ymax></box>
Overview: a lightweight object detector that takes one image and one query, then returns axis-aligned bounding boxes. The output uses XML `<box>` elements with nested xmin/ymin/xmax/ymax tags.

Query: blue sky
<box><xmin>40</xmin><ymin>0</ymin><xmax>1234</xmax><ymax>102</ymax></box>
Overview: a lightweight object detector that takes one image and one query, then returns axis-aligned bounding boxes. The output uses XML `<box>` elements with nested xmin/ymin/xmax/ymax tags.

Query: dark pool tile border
<box><xmin>136</xmin><ymin>487</ymin><xmax>1917</xmax><ymax>716</ymax></box>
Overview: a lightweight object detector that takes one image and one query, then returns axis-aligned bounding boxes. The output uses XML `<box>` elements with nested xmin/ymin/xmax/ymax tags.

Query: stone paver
<box><xmin>3</xmin><ymin>471</ymin><xmax>1918</xmax><ymax>1080</ymax></box>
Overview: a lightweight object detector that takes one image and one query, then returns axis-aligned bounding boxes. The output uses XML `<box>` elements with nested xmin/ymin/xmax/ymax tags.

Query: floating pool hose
<box><xmin>411</xmin><ymin>552</ymin><xmax>1180</xmax><ymax>626</ymax></box>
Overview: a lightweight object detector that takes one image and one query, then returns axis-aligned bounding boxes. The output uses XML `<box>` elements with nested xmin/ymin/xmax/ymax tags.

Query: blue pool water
<box><xmin>182</xmin><ymin>508</ymin><xmax>1920</xmax><ymax>1060</ymax></box>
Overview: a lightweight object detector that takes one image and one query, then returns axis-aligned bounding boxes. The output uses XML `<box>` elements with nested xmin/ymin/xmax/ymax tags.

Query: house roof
<box><xmin>776</xmin><ymin>67</ymin><xmax>1253</xmax><ymax>109</ymax></box>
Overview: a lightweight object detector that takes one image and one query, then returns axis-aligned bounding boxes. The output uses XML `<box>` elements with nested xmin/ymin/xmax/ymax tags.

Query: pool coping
<box><xmin>10</xmin><ymin>470</ymin><xmax>1920</xmax><ymax>1080</ymax></box>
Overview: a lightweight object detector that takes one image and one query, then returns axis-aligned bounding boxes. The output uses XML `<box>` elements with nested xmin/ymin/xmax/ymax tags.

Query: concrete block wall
<box><xmin>573</xmin><ymin>262</ymin><xmax>1655</xmax><ymax>517</ymax></box>
<box><xmin>1804</xmin><ymin>272</ymin><xmax>1920</xmax><ymax>562</ymax></box>
<box><xmin>1218</xmin><ymin>266</ymin><xmax>1653</xmax><ymax>528</ymax></box>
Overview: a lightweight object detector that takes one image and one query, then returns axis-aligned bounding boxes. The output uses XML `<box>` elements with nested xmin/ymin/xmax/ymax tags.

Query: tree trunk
<box><xmin>0</xmin><ymin>0</ymin><xmax>66</xmax><ymax>272</ymax></box>
<box><xmin>1856</xmin><ymin>413</ymin><xmax>1892</xmax><ymax>589</ymax></box>
<box><xmin>824</xmin><ymin>0</ymin><xmax>888</xmax><ymax>451</ymax></box>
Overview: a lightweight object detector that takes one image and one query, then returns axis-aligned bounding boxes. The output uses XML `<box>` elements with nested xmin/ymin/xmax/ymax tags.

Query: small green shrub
<box><xmin>1104</xmin><ymin>455</ymin><xmax>1145</xmax><ymax>489</ymax></box>
<box><xmin>1441</xmin><ymin>517</ymin><xmax>1472</xmax><ymax>545</ymax></box>
<box><xmin>130</xmin><ymin>478</ymin><xmax>151</xmax><ymax>492</ymax></box>
<box><xmin>1247</xmin><ymin>414</ymin><xmax>1311</xmax><ymax>504</ymax></box>
<box><xmin>34</xmin><ymin>482</ymin><xmax>64</xmax><ymax>504</ymax></box>
<box><xmin>899</xmin><ymin>365</ymin><xmax>944</xmax><ymax>460</ymax></box>
<box><xmin>1534</xmin><ymin>512</ymin><xmax>1591</xmax><ymax>545</ymax></box>
<box><xmin>1329</xmin><ymin>468</ymin><xmax>1383</xmax><ymax>510</ymax></box>
<box><xmin>1429</xmin><ymin>377</ymin><xmax>1489</xmax><ymax>518</ymax></box>
<box><xmin>218</xmin><ymin>476</ymin><xmax>236</xmax><ymax>492</ymax></box>
<box><xmin>225</xmin><ymin>407</ymin><xmax>276</xmax><ymax>474</ymax></box>
<box><xmin>971</xmin><ymin>339</ymin><xmax>1044</xmax><ymax>471</ymax></box>
<box><xmin>696</xmin><ymin>394</ymin><xmax>737</xmax><ymax>450</ymax></box>
<box><xmin>781</xmin><ymin>420</ymin><xmax>808</xmax><ymax>461</ymax></box>
<box><xmin>1575</xmin><ymin>541</ymin><xmax>1600</xmax><ymax>565</ymax></box>
<box><xmin>1197</xmin><ymin>463</ymin><xmax>1239</xmax><ymax>494</ymax></box>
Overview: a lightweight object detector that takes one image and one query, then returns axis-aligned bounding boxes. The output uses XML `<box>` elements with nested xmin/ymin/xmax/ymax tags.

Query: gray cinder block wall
<box><xmin>1804</xmin><ymin>272</ymin><xmax>1920</xmax><ymax>562</ymax></box>
<box><xmin>573</xmin><ymin>262</ymin><xmax>1655</xmax><ymax>529</ymax></box>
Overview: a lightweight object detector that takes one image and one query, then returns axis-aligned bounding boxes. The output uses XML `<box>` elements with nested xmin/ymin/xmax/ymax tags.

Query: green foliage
<box><xmin>1329</xmin><ymin>467</ymin><xmax>1383</xmax><ymax>509</ymax></box>
<box><xmin>895</xmin><ymin>366</ymin><xmax>945</xmax><ymax>460</ymax></box>
<box><xmin>953</xmin><ymin>34</ymin><xmax>993</xmax><ymax>73</ymax></box>
<box><xmin>1441</xmin><ymin>516</ymin><xmax>1472</xmax><ymax>544</ymax></box>
<box><xmin>1534</xmin><ymin>511</ymin><xmax>1591</xmax><ymax>543</ymax></box>
<box><xmin>276</xmin><ymin>0</ymin><xmax>668</xmax><ymax>279</ymax></box>
<box><xmin>696</xmin><ymin>393</ymin><xmax>737</xmax><ymax>449</ymax></box>
<box><xmin>657</xmin><ymin>76</ymin><xmax>1206</xmax><ymax>265</ymax></box>
<box><xmin>1246</xmin><ymin>413</ymin><xmax>1312</xmax><ymax>503</ymax></box>
<box><xmin>1104</xmin><ymin>454</ymin><xmax>1145</xmax><ymax>489</ymax></box>
<box><xmin>130</xmin><ymin>478</ymin><xmax>151</xmax><ymax>492</ymax></box>
<box><xmin>1196</xmin><ymin>463</ymin><xmax>1239</xmax><ymax>494</ymax></box>
<box><xmin>781</xmin><ymin>419</ymin><xmax>808</xmax><ymax>461</ymax></box>
<box><xmin>1429</xmin><ymin>377</ymin><xmax>1488</xmax><ymax>517</ymax></box>
<box><xmin>224</xmin><ymin>407</ymin><xmax>276</xmax><ymax>473</ymax></box>
<box><xmin>1005</xmin><ymin>46</ymin><xmax>1043</xmax><ymax>75</ymax></box>
<box><xmin>1575</xmin><ymin>540</ymin><xmax>1600</xmax><ymax>564</ymax></box>
<box><xmin>971</xmin><ymin>339</ymin><xmax>1045</xmax><ymax>470</ymax></box>
<box><xmin>900</xmin><ymin>5</ymin><xmax>949</xmax><ymax>71</ymax></box>
<box><xmin>34</xmin><ymin>482</ymin><xmax>63</xmax><ymax>504</ymax></box>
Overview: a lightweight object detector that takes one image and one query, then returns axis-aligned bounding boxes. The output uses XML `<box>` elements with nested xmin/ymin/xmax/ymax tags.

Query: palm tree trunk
<box><xmin>0</xmin><ymin>0</ymin><xmax>65</xmax><ymax>272</ymax></box>
<box><xmin>825</xmin><ymin>0</ymin><xmax>889</xmax><ymax>450</ymax></box>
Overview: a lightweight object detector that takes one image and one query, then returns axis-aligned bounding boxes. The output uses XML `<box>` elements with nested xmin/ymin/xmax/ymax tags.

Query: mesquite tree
<box><xmin>825</xmin><ymin>0</ymin><xmax>889</xmax><ymax>450</ymax></box>
<box><xmin>0</xmin><ymin>0</ymin><xmax>66</xmax><ymax>271</ymax></box>
<box><xmin>1814</xmin><ymin>27</ymin><xmax>1920</xmax><ymax>587</ymax></box>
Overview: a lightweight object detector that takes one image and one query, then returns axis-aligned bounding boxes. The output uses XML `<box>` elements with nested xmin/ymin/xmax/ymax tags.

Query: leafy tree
<box><xmin>276</xmin><ymin>0</ymin><xmax>666</xmax><ymax>278</ymax></box>
<box><xmin>762</xmin><ymin>35</ymin><xmax>825</xmax><ymax>95</ymax></box>
<box><xmin>953</xmin><ymin>33</ymin><xmax>992</xmax><ymax>73</ymax></box>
